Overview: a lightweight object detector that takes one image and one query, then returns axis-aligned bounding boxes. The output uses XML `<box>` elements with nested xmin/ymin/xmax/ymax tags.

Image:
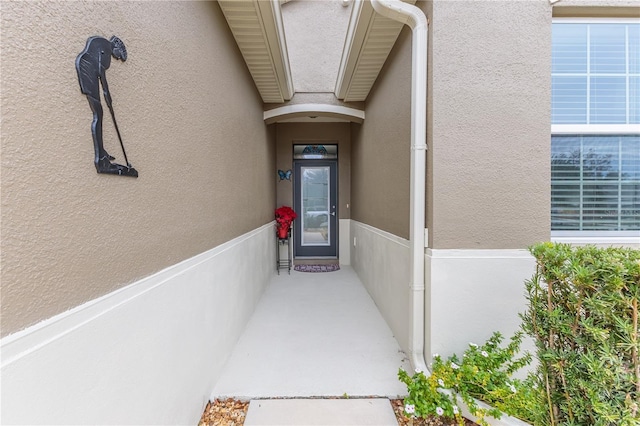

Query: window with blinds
<box><xmin>552</xmin><ymin>135</ymin><xmax>640</xmax><ymax>231</ymax></box>
<box><xmin>552</xmin><ymin>23</ymin><xmax>640</xmax><ymax>125</ymax></box>
<box><xmin>551</xmin><ymin>21</ymin><xmax>640</xmax><ymax>233</ymax></box>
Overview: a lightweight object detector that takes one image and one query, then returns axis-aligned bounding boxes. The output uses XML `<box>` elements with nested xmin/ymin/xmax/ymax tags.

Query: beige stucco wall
<box><xmin>350</xmin><ymin>26</ymin><xmax>412</xmax><ymax>240</ymax></box>
<box><xmin>351</xmin><ymin>0</ymin><xmax>552</xmax><ymax>248</ymax></box>
<box><xmin>427</xmin><ymin>0</ymin><xmax>552</xmax><ymax>249</ymax></box>
<box><xmin>1</xmin><ymin>1</ymin><xmax>275</xmax><ymax>336</ymax></box>
<box><xmin>281</xmin><ymin>0</ymin><xmax>352</xmax><ymax>92</ymax></box>
<box><xmin>275</xmin><ymin>122</ymin><xmax>351</xmax><ymax>219</ymax></box>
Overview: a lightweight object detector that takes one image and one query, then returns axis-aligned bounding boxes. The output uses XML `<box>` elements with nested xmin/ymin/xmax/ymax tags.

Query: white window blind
<box><xmin>552</xmin><ymin>21</ymin><xmax>640</xmax><ymax>234</ymax></box>
<box><xmin>552</xmin><ymin>22</ymin><xmax>640</xmax><ymax>125</ymax></box>
<box><xmin>551</xmin><ymin>135</ymin><xmax>640</xmax><ymax>231</ymax></box>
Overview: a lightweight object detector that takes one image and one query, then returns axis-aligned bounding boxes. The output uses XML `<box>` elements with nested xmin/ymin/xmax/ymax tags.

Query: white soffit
<box><xmin>335</xmin><ymin>0</ymin><xmax>416</xmax><ymax>102</ymax></box>
<box><xmin>219</xmin><ymin>0</ymin><xmax>294</xmax><ymax>103</ymax></box>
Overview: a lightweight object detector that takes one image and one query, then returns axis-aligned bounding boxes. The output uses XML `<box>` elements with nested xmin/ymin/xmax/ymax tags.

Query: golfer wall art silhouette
<box><xmin>76</xmin><ymin>36</ymin><xmax>138</xmax><ymax>177</ymax></box>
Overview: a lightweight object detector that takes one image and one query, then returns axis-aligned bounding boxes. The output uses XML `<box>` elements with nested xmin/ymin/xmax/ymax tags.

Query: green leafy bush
<box><xmin>521</xmin><ymin>243</ymin><xmax>640</xmax><ymax>426</ymax></box>
<box><xmin>398</xmin><ymin>332</ymin><xmax>536</xmax><ymax>425</ymax></box>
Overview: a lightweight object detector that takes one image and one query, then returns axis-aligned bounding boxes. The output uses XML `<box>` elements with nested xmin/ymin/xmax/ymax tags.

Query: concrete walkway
<box><xmin>211</xmin><ymin>265</ymin><xmax>410</xmax><ymax>400</ymax></box>
<box><xmin>243</xmin><ymin>398</ymin><xmax>399</xmax><ymax>425</ymax></box>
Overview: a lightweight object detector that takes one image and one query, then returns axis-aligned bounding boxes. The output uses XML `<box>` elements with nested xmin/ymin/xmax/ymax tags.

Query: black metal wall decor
<box><xmin>76</xmin><ymin>36</ymin><xmax>138</xmax><ymax>177</ymax></box>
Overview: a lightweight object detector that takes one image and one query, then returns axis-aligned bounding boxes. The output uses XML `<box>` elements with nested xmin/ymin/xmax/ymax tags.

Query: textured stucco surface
<box><xmin>352</xmin><ymin>0</ymin><xmax>552</xmax><ymax>248</ymax></box>
<box><xmin>275</xmin><ymin>122</ymin><xmax>351</xmax><ymax>220</ymax></box>
<box><xmin>281</xmin><ymin>0</ymin><xmax>352</xmax><ymax>92</ymax></box>
<box><xmin>427</xmin><ymin>0</ymin><xmax>552</xmax><ymax>249</ymax></box>
<box><xmin>1</xmin><ymin>1</ymin><xmax>275</xmax><ymax>336</ymax></box>
<box><xmin>350</xmin><ymin>25</ymin><xmax>412</xmax><ymax>240</ymax></box>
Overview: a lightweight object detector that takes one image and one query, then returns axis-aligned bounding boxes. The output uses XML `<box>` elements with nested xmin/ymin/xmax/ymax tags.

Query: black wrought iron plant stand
<box><xmin>276</xmin><ymin>227</ymin><xmax>292</xmax><ymax>275</ymax></box>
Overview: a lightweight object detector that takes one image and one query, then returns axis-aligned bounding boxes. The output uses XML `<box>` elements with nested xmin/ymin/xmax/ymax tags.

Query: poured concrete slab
<box><xmin>244</xmin><ymin>398</ymin><xmax>398</xmax><ymax>426</ymax></box>
<box><xmin>212</xmin><ymin>266</ymin><xmax>409</xmax><ymax>399</ymax></box>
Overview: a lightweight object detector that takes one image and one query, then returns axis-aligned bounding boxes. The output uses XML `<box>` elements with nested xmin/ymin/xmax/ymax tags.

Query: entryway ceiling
<box><xmin>218</xmin><ymin>0</ymin><xmax>415</xmax><ymax>119</ymax></box>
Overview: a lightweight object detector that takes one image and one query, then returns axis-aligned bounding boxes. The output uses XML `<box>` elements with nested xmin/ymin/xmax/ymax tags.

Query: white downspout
<box><xmin>370</xmin><ymin>0</ymin><xmax>429</xmax><ymax>374</ymax></box>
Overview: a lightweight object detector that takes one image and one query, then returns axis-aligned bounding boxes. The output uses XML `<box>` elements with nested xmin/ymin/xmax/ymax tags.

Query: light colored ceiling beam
<box><xmin>264</xmin><ymin>103</ymin><xmax>365</xmax><ymax>124</ymax></box>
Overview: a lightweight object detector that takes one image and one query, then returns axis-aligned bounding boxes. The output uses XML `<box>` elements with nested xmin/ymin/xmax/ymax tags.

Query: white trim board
<box><xmin>551</xmin><ymin>124</ymin><xmax>640</xmax><ymax>134</ymax></box>
<box><xmin>426</xmin><ymin>248</ymin><xmax>532</xmax><ymax>259</ymax></box>
<box><xmin>1</xmin><ymin>223</ymin><xmax>275</xmax><ymax>425</ymax></box>
<box><xmin>552</xmin><ymin>235</ymin><xmax>640</xmax><ymax>247</ymax></box>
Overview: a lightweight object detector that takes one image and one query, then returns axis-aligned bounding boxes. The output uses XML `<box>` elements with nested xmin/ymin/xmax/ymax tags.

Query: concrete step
<box><xmin>244</xmin><ymin>398</ymin><xmax>398</xmax><ymax>426</ymax></box>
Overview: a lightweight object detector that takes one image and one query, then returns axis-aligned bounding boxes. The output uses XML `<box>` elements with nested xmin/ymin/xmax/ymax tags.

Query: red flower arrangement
<box><xmin>275</xmin><ymin>206</ymin><xmax>297</xmax><ymax>239</ymax></box>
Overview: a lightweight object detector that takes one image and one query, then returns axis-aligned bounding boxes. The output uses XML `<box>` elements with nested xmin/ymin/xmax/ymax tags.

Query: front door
<box><xmin>293</xmin><ymin>160</ymin><xmax>338</xmax><ymax>258</ymax></box>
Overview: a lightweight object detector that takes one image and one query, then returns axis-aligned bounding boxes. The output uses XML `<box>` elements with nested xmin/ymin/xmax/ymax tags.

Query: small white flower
<box><xmin>436</xmin><ymin>407</ymin><xmax>444</xmax><ymax>416</ymax></box>
<box><xmin>432</xmin><ymin>353</ymin><xmax>439</xmax><ymax>358</ymax></box>
<box><xmin>415</xmin><ymin>368</ymin><xmax>423</xmax><ymax>374</ymax></box>
<box><xmin>481</xmin><ymin>351</ymin><xmax>489</xmax><ymax>357</ymax></box>
<box><xmin>438</xmin><ymin>378</ymin><xmax>445</xmax><ymax>387</ymax></box>
<box><xmin>469</xmin><ymin>342</ymin><xmax>478</xmax><ymax>348</ymax></box>
<box><xmin>453</xmin><ymin>406</ymin><xmax>459</xmax><ymax>415</ymax></box>
<box><xmin>508</xmin><ymin>384</ymin><xmax>517</xmax><ymax>393</ymax></box>
<box><xmin>405</xmin><ymin>404</ymin><xmax>415</xmax><ymax>414</ymax></box>
<box><xmin>450</xmin><ymin>362</ymin><xmax>460</xmax><ymax>370</ymax></box>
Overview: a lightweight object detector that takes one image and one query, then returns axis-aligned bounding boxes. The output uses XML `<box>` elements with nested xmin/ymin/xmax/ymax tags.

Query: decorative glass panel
<box><xmin>293</xmin><ymin>144</ymin><xmax>338</xmax><ymax>159</ymax></box>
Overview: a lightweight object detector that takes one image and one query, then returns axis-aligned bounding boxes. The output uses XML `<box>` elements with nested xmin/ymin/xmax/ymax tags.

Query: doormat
<box><xmin>293</xmin><ymin>264</ymin><xmax>340</xmax><ymax>273</ymax></box>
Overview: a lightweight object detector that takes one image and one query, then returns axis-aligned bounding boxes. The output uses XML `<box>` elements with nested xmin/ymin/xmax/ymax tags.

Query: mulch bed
<box><xmin>198</xmin><ymin>398</ymin><xmax>478</xmax><ymax>426</ymax></box>
<box><xmin>390</xmin><ymin>399</ymin><xmax>478</xmax><ymax>426</ymax></box>
<box><xmin>198</xmin><ymin>399</ymin><xmax>248</xmax><ymax>426</ymax></box>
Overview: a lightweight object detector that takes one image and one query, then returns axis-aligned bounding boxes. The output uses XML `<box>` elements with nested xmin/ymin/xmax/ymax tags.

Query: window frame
<box><xmin>551</xmin><ymin>18</ymin><xmax>640</xmax><ymax>244</ymax></box>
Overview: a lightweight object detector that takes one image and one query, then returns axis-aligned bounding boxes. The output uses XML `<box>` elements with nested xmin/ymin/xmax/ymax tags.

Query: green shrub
<box><xmin>521</xmin><ymin>243</ymin><xmax>640</xmax><ymax>426</ymax></box>
<box><xmin>398</xmin><ymin>332</ymin><xmax>537</xmax><ymax>426</ymax></box>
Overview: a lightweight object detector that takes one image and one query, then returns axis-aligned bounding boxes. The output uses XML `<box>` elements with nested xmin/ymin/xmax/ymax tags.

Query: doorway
<box><xmin>293</xmin><ymin>160</ymin><xmax>338</xmax><ymax>258</ymax></box>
